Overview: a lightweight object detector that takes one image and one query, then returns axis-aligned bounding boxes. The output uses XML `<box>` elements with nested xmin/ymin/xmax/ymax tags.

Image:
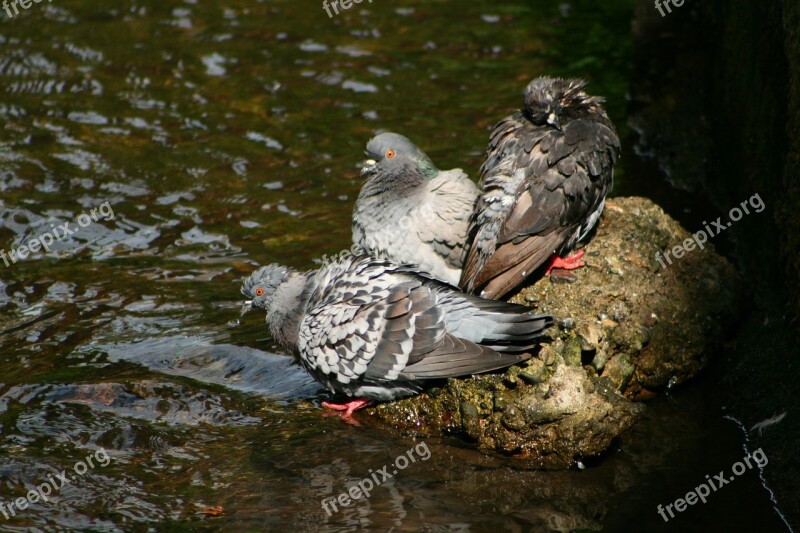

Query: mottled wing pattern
<box><xmin>499</xmin><ymin>116</ymin><xmax>618</xmax><ymax>245</ymax></box>
<box><xmin>297</xmin><ymin>256</ymin><xmax>539</xmax><ymax>394</ymax></box>
<box><xmin>461</xmin><ymin>112</ymin><xmax>619</xmax><ymax>298</ymax></box>
<box><xmin>415</xmin><ymin>169</ymin><xmax>480</xmax><ymax>269</ymax></box>
<box><xmin>298</xmin><ymin>257</ymin><xmax>451</xmax><ymax>390</ymax></box>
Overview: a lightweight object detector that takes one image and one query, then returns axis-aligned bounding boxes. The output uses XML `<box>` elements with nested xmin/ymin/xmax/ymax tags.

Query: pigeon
<box><xmin>353</xmin><ymin>132</ymin><xmax>480</xmax><ymax>286</ymax></box>
<box><xmin>241</xmin><ymin>253</ymin><xmax>553</xmax><ymax>417</ymax></box>
<box><xmin>460</xmin><ymin>77</ymin><xmax>621</xmax><ymax>299</ymax></box>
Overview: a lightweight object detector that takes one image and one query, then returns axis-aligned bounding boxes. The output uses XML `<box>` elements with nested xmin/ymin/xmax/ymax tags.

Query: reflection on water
<box><xmin>0</xmin><ymin>0</ymin><xmax>787</xmax><ymax>530</ymax></box>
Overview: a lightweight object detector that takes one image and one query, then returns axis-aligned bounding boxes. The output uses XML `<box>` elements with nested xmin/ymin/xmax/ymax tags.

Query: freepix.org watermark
<box><xmin>322</xmin><ymin>0</ymin><xmax>373</xmax><ymax>19</ymax></box>
<box><xmin>0</xmin><ymin>201</ymin><xmax>115</xmax><ymax>268</ymax></box>
<box><xmin>318</xmin><ymin>200</ymin><xmax>443</xmax><ymax>267</ymax></box>
<box><xmin>321</xmin><ymin>441</ymin><xmax>431</xmax><ymax>517</ymax></box>
<box><xmin>656</xmin><ymin>448</ymin><xmax>768</xmax><ymax>523</ymax></box>
<box><xmin>655</xmin><ymin>193</ymin><xmax>765</xmax><ymax>270</ymax></box>
<box><xmin>654</xmin><ymin>0</ymin><xmax>688</xmax><ymax>17</ymax></box>
<box><xmin>0</xmin><ymin>448</ymin><xmax>112</xmax><ymax>520</ymax></box>
<box><xmin>2</xmin><ymin>0</ymin><xmax>53</xmax><ymax>19</ymax></box>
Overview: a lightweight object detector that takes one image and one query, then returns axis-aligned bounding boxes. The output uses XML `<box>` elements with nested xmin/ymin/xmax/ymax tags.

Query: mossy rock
<box><xmin>366</xmin><ymin>197</ymin><xmax>743</xmax><ymax>468</ymax></box>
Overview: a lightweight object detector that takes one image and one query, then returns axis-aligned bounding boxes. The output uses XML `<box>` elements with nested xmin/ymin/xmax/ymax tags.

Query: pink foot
<box><xmin>545</xmin><ymin>250</ymin><xmax>585</xmax><ymax>275</ymax></box>
<box><xmin>322</xmin><ymin>398</ymin><xmax>372</xmax><ymax>418</ymax></box>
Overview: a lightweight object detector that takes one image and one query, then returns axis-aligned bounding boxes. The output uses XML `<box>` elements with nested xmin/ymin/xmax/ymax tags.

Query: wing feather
<box><xmin>297</xmin><ymin>256</ymin><xmax>550</xmax><ymax>395</ymax></box>
<box><xmin>460</xmin><ymin>111</ymin><xmax>619</xmax><ymax>298</ymax></box>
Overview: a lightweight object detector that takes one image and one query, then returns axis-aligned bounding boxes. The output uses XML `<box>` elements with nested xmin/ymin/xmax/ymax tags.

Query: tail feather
<box><xmin>400</xmin><ymin>335</ymin><xmax>531</xmax><ymax>379</ymax></box>
<box><xmin>436</xmin><ymin>290</ymin><xmax>554</xmax><ymax>350</ymax></box>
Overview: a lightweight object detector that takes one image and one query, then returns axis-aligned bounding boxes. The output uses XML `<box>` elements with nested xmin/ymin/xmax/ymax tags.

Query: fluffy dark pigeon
<box><xmin>241</xmin><ymin>253</ymin><xmax>553</xmax><ymax>417</ymax></box>
<box><xmin>460</xmin><ymin>77</ymin><xmax>621</xmax><ymax>299</ymax></box>
<box><xmin>353</xmin><ymin>132</ymin><xmax>479</xmax><ymax>286</ymax></box>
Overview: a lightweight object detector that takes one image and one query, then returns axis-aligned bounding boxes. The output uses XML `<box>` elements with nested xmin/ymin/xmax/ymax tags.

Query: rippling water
<box><xmin>0</xmin><ymin>0</ymin><xmax>787</xmax><ymax>531</ymax></box>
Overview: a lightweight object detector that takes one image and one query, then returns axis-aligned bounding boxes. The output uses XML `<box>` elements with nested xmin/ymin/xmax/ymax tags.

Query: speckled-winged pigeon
<box><xmin>460</xmin><ymin>77</ymin><xmax>620</xmax><ymax>299</ymax></box>
<box><xmin>241</xmin><ymin>253</ymin><xmax>553</xmax><ymax>416</ymax></box>
<box><xmin>353</xmin><ymin>132</ymin><xmax>479</xmax><ymax>286</ymax></box>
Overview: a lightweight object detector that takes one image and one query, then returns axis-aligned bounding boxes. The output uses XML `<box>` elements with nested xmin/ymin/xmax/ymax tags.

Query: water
<box><xmin>0</xmin><ymin>0</ymin><xmax>788</xmax><ymax>530</ymax></box>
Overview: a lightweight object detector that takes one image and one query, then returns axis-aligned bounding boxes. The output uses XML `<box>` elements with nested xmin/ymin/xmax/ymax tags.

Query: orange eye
<box><xmin>385</xmin><ymin>149</ymin><xmax>396</xmax><ymax>159</ymax></box>
<box><xmin>255</xmin><ymin>288</ymin><xmax>265</xmax><ymax>296</ymax></box>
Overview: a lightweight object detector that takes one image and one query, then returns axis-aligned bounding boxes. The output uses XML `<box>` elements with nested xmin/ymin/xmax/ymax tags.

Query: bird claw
<box><xmin>545</xmin><ymin>250</ymin><xmax>586</xmax><ymax>275</ymax></box>
<box><xmin>322</xmin><ymin>398</ymin><xmax>372</xmax><ymax>419</ymax></box>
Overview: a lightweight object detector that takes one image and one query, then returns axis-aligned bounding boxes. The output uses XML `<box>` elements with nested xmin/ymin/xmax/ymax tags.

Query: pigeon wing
<box><xmin>298</xmin><ymin>259</ymin><xmax>530</xmax><ymax>387</ymax></box>
<box><xmin>414</xmin><ymin>168</ymin><xmax>480</xmax><ymax>269</ymax></box>
<box><xmin>501</xmin><ymin>117</ymin><xmax>619</xmax><ymax>243</ymax></box>
<box><xmin>298</xmin><ymin>260</ymin><xmax>401</xmax><ymax>385</ymax></box>
<box><xmin>465</xmin><ymin>116</ymin><xmax>619</xmax><ymax>298</ymax></box>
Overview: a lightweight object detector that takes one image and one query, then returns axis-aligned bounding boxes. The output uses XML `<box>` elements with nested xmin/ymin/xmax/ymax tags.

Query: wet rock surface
<box><xmin>368</xmin><ymin>197</ymin><xmax>743</xmax><ymax>468</ymax></box>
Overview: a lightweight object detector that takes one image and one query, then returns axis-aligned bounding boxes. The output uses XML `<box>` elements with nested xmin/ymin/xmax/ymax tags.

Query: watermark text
<box><xmin>0</xmin><ymin>448</ymin><xmax>112</xmax><ymax>520</ymax></box>
<box><xmin>0</xmin><ymin>201</ymin><xmax>115</xmax><ymax>268</ymax></box>
<box><xmin>655</xmin><ymin>0</ymin><xmax>688</xmax><ymax>17</ymax></box>
<box><xmin>656</xmin><ymin>448</ymin><xmax>768</xmax><ymax>522</ymax></box>
<box><xmin>323</xmin><ymin>0</ymin><xmax>373</xmax><ymax>19</ymax></box>
<box><xmin>2</xmin><ymin>0</ymin><xmax>54</xmax><ymax>19</ymax></box>
<box><xmin>656</xmin><ymin>193</ymin><xmax>764</xmax><ymax>269</ymax></box>
<box><xmin>321</xmin><ymin>441</ymin><xmax>431</xmax><ymax>517</ymax></box>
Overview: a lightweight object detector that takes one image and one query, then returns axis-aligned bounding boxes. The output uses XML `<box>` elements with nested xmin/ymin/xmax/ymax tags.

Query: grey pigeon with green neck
<box><xmin>354</xmin><ymin>132</ymin><xmax>479</xmax><ymax>286</ymax></box>
<box><xmin>241</xmin><ymin>253</ymin><xmax>553</xmax><ymax>417</ymax></box>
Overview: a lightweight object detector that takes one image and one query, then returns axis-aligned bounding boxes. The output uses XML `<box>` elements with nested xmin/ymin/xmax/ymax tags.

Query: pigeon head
<box><xmin>240</xmin><ymin>264</ymin><xmax>293</xmax><ymax>315</ymax></box>
<box><xmin>523</xmin><ymin>77</ymin><xmax>602</xmax><ymax>129</ymax></box>
<box><xmin>361</xmin><ymin>132</ymin><xmax>437</xmax><ymax>181</ymax></box>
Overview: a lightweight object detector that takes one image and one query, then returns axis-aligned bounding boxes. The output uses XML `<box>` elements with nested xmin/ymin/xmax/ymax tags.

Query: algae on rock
<box><xmin>367</xmin><ymin>197</ymin><xmax>743</xmax><ymax>468</ymax></box>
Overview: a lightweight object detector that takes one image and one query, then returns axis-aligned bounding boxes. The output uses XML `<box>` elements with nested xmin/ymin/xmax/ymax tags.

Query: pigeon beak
<box><xmin>360</xmin><ymin>159</ymin><xmax>377</xmax><ymax>176</ymax></box>
<box><xmin>546</xmin><ymin>113</ymin><xmax>559</xmax><ymax>128</ymax></box>
<box><xmin>240</xmin><ymin>300</ymin><xmax>253</xmax><ymax>316</ymax></box>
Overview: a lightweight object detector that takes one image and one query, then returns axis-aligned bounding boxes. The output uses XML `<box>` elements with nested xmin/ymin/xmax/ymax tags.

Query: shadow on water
<box><xmin>0</xmin><ymin>0</ymin><xmax>789</xmax><ymax>530</ymax></box>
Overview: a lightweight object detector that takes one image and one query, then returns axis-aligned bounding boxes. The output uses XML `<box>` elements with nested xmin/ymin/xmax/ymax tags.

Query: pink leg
<box><xmin>545</xmin><ymin>250</ymin><xmax>585</xmax><ymax>275</ymax></box>
<box><xmin>322</xmin><ymin>398</ymin><xmax>372</xmax><ymax>418</ymax></box>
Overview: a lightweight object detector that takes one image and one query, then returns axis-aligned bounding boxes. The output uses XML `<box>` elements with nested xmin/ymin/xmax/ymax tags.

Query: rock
<box><xmin>371</xmin><ymin>363</ymin><xmax>644</xmax><ymax>470</ymax></box>
<box><xmin>513</xmin><ymin>196</ymin><xmax>742</xmax><ymax>397</ymax></box>
<box><xmin>367</xmin><ymin>197</ymin><xmax>742</xmax><ymax>468</ymax></box>
<box><xmin>629</xmin><ymin>0</ymin><xmax>800</xmax><ymax>523</ymax></box>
